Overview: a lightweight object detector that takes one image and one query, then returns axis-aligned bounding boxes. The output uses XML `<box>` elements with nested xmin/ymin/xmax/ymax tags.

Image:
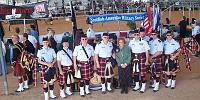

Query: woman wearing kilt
<box><xmin>11</xmin><ymin>34</ymin><xmax>28</xmax><ymax>92</ymax></box>
<box><xmin>57</xmin><ymin>38</ymin><xmax>74</xmax><ymax>98</ymax></box>
<box><xmin>163</xmin><ymin>31</ymin><xmax>180</xmax><ymax>89</ymax></box>
<box><xmin>73</xmin><ymin>34</ymin><xmax>95</xmax><ymax>97</ymax></box>
<box><xmin>116</xmin><ymin>38</ymin><xmax>132</xmax><ymax>94</ymax></box>
<box><xmin>37</xmin><ymin>37</ymin><xmax>57</xmax><ymax>100</ymax></box>
<box><xmin>128</xmin><ymin>30</ymin><xmax>150</xmax><ymax>93</ymax></box>
<box><xmin>148</xmin><ymin>30</ymin><xmax>164</xmax><ymax>92</ymax></box>
<box><xmin>95</xmin><ymin>33</ymin><xmax>113</xmax><ymax>94</ymax></box>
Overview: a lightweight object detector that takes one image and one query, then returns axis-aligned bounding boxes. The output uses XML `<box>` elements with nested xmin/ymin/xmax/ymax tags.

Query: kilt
<box><xmin>40</xmin><ymin>65</ymin><xmax>56</xmax><ymax>84</ymax></box>
<box><xmin>77</xmin><ymin>61</ymin><xmax>93</xmax><ymax>80</ymax></box>
<box><xmin>132</xmin><ymin>53</ymin><xmax>146</xmax><ymax>76</ymax></box>
<box><xmin>97</xmin><ymin>57</ymin><xmax>110</xmax><ymax>78</ymax></box>
<box><xmin>163</xmin><ymin>55</ymin><xmax>179</xmax><ymax>72</ymax></box>
<box><xmin>14</xmin><ymin>59</ymin><xmax>26</xmax><ymax>76</ymax></box>
<box><xmin>59</xmin><ymin>65</ymin><xmax>74</xmax><ymax>85</ymax></box>
<box><xmin>152</xmin><ymin>56</ymin><xmax>163</xmax><ymax>74</ymax></box>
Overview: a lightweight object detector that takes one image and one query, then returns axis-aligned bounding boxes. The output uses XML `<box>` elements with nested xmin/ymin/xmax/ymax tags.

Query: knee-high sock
<box><xmin>101</xmin><ymin>78</ymin><xmax>105</xmax><ymax>84</ymax></box>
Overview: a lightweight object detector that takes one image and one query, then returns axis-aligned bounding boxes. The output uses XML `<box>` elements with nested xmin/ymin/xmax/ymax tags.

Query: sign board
<box><xmin>88</xmin><ymin>13</ymin><xmax>147</xmax><ymax>24</ymax></box>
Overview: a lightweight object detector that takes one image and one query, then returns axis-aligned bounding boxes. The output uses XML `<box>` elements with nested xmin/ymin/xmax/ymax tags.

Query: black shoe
<box><xmin>80</xmin><ymin>95</ymin><xmax>85</xmax><ymax>97</ymax></box>
<box><xmin>124</xmin><ymin>88</ymin><xmax>128</xmax><ymax>94</ymax></box>
<box><xmin>121</xmin><ymin>89</ymin><xmax>125</xmax><ymax>94</ymax></box>
<box><xmin>102</xmin><ymin>91</ymin><xmax>106</xmax><ymax>94</ymax></box>
<box><xmin>28</xmin><ymin>80</ymin><xmax>33</xmax><ymax>85</ymax></box>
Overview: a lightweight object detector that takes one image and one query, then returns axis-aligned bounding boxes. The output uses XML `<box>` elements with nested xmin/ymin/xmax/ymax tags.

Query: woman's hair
<box><xmin>23</xmin><ymin>33</ymin><xmax>28</xmax><ymax>39</ymax></box>
<box><xmin>118</xmin><ymin>37</ymin><xmax>126</xmax><ymax>44</ymax></box>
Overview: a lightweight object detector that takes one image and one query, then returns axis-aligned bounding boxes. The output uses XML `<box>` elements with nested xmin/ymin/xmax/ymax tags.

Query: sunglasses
<box><xmin>81</xmin><ymin>38</ymin><xmax>87</xmax><ymax>40</ymax></box>
<box><xmin>166</xmin><ymin>35</ymin><xmax>172</xmax><ymax>36</ymax></box>
<box><xmin>103</xmin><ymin>37</ymin><xmax>109</xmax><ymax>39</ymax></box>
<box><xmin>151</xmin><ymin>34</ymin><xmax>157</xmax><ymax>35</ymax></box>
<box><xmin>134</xmin><ymin>34</ymin><xmax>140</xmax><ymax>36</ymax></box>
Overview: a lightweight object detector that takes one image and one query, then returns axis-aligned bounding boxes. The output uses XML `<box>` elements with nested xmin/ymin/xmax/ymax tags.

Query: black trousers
<box><xmin>118</xmin><ymin>66</ymin><xmax>131</xmax><ymax>89</ymax></box>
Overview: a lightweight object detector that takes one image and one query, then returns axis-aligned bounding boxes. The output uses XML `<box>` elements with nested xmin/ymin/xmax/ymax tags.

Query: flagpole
<box><xmin>70</xmin><ymin>0</ymin><xmax>77</xmax><ymax>49</ymax></box>
<box><xmin>0</xmin><ymin>41</ymin><xmax>9</xmax><ymax>95</ymax></box>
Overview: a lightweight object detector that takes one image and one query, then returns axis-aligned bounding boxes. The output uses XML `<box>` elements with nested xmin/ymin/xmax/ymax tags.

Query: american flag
<box><xmin>141</xmin><ymin>3</ymin><xmax>152</xmax><ymax>35</ymax></box>
<box><xmin>34</xmin><ymin>3</ymin><xmax>45</xmax><ymax>13</ymax></box>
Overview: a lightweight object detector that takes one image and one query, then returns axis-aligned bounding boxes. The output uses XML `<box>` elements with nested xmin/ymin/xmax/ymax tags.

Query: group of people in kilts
<box><xmin>11</xmin><ymin>24</ymin><xmax>189</xmax><ymax>100</ymax></box>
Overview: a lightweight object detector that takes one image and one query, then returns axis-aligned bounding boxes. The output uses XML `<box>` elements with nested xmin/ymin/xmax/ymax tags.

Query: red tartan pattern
<box><xmin>78</xmin><ymin>61</ymin><xmax>93</xmax><ymax>80</ymax></box>
<box><xmin>33</xmin><ymin>58</ymin><xmax>37</xmax><ymax>87</ymax></box>
<box><xmin>59</xmin><ymin>65</ymin><xmax>73</xmax><ymax>85</ymax></box>
<box><xmin>153</xmin><ymin>57</ymin><xmax>163</xmax><ymax>74</ymax></box>
<box><xmin>190</xmin><ymin>37</ymin><xmax>198</xmax><ymax>54</ymax></box>
<box><xmin>97</xmin><ymin>58</ymin><xmax>108</xmax><ymax>78</ymax></box>
<box><xmin>132</xmin><ymin>53</ymin><xmax>147</xmax><ymax>76</ymax></box>
<box><xmin>40</xmin><ymin>65</ymin><xmax>48</xmax><ymax>85</ymax></box>
<box><xmin>14</xmin><ymin>59</ymin><xmax>26</xmax><ymax>76</ymax></box>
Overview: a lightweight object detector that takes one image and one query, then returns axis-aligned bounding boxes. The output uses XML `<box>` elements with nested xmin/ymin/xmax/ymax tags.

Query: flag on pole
<box><xmin>141</xmin><ymin>3</ymin><xmax>152</xmax><ymax>35</ymax></box>
<box><xmin>153</xmin><ymin>4</ymin><xmax>161</xmax><ymax>32</ymax></box>
<box><xmin>70</xmin><ymin>1</ymin><xmax>78</xmax><ymax>48</ymax></box>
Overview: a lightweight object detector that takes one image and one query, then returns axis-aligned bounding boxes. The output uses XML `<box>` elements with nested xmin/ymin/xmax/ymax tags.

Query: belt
<box><xmin>61</xmin><ymin>65</ymin><xmax>72</xmax><ymax>67</ymax></box>
<box><xmin>149</xmin><ymin>54</ymin><xmax>162</xmax><ymax>58</ymax></box>
<box><xmin>77</xmin><ymin>60</ymin><xmax>90</xmax><ymax>64</ymax></box>
<box><xmin>99</xmin><ymin>57</ymin><xmax>110</xmax><ymax>60</ymax></box>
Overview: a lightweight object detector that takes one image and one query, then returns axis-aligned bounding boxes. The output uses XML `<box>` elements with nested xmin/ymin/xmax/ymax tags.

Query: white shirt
<box><xmin>94</xmin><ymin>41</ymin><xmax>113</xmax><ymax>58</ymax></box>
<box><xmin>86</xmin><ymin>27</ymin><xmax>95</xmax><ymax>39</ymax></box>
<box><xmin>73</xmin><ymin>44</ymin><xmax>94</xmax><ymax>61</ymax></box>
<box><xmin>163</xmin><ymin>39</ymin><xmax>180</xmax><ymax>54</ymax></box>
<box><xmin>142</xmin><ymin>36</ymin><xmax>150</xmax><ymax>42</ymax></box>
<box><xmin>57</xmin><ymin>49</ymin><xmax>73</xmax><ymax>66</ymax></box>
<box><xmin>19</xmin><ymin>34</ymin><xmax>23</xmax><ymax>43</ymax></box>
<box><xmin>28</xmin><ymin>35</ymin><xmax>38</xmax><ymax>48</ymax></box>
<box><xmin>37</xmin><ymin>47</ymin><xmax>56</xmax><ymax>63</ymax></box>
<box><xmin>149</xmin><ymin>38</ymin><xmax>163</xmax><ymax>55</ymax></box>
<box><xmin>192</xmin><ymin>25</ymin><xmax>200</xmax><ymax>36</ymax></box>
<box><xmin>128</xmin><ymin>39</ymin><xmax>150</xmax><ymax>53</ymax></box>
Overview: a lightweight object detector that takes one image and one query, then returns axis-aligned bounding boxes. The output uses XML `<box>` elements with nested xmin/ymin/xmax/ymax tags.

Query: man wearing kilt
<box><xmin>22</xmin><ymin>33</ymin><xmax>35</xmax><ymax>85</ymax></box>
<box><xmin>148</xmin><ymin>30</ymin><xmax>164</xmax><ymax>92</ymax></box>
<box><xmin>37</xmin><ymin>37</ymin><xmax>57</xmax><ymax>100</ymax></box>
<box><xmin>163</xmin><ymin>31</ymin><xmax>180</xmax><ymax>89</ymax></box>
<box><xmin>57</xmin><ymin>38</ymin><xmax>74</xmax><ymax>98</ymax></box>
<box><xmin>95</xmin><ymin>33</ymin><xmax>113</xmax><ymax>94</ymax></box>
<box><xmin>11</xmin><ymin>34</ymin><xmax>28</xmax><ymax>92</ymax></box>
<box><xmin>73</xmin><ymin>34</ymin><xmax>94</xmax><ymax>97</ymax></box>
<box><xmin>128</xmin><ymin>30</ymin><xmax>150</xmax><ymax>93</ymax></box>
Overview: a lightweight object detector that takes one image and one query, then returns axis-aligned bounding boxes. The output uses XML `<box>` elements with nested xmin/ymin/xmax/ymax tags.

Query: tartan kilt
<box><xmin>59</xmin><ymin>65</ymin><xmax>74</xmax><ymax>85</ymax></box>
<box><xmin>132</xmin><ymin>53</ymin><xmax>146</xmax><ymax>76</ymax></box>
<box><xmin>153</xmin><ymin>56</ymin><xmax>163</xmax><ymax>74</ymax></box>
<box><xmin>14</xmin><ymin>59</ymin><xmax>26</xmax><ymax>76</ymax></box>
<box><xmin>77</xmin><ymin>61</ymin><xmax>93</xmax><ymax>80</ymax></box>
<box><xmin>97</xmin><ymin>58</ymin><xmax>108</xmax><ymax>78</ymax></box>
<box><xmin>163</xmin><ymin>55</ymin><xmax>179</xmax><ymax>72</ymax></box>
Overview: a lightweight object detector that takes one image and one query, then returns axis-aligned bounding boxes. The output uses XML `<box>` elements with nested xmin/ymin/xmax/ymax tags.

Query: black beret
<box><xmin>102</xmin><ymin>33</ymin><xmax>109</xmax><ymax>36</ymax></box>
<box><xmin>62</xmin><ymin>38</ymin><xmax>69</xmax><ymax>42</ymax></box>
<box><xmin>152</xmin><ymin>30</ymin><xmax>158</xmax><ymax>33</ymax></box>
<box><xmin>42</xmin><ymin>37</ymin><xmax>48</xmax><ymax>41</ymax></box>
<box><xmin>139</xmin><ymin>27</ymin><xmax>145</xmax><ymax>32</ymax></box>
<box><xmin>133</xmin><ymin>29</ymin><xmax>139</xmax><ymax>33</ymax></box>
<box><xmin>81</xmin><ymin>34</ymin><xmax>87</xmax><ymax>38</ymax></box>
